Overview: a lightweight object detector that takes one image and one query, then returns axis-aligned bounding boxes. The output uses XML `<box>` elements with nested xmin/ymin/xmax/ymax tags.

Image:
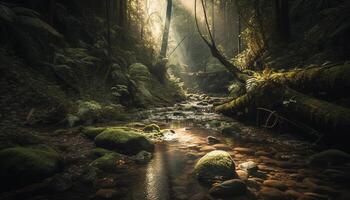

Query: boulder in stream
<box><xmin>209</xmin><ymin>179</ymin><xmax>247</xmax><ymax>197</ymax></box>
<box><xmin>95</xmin><ymin>127</ymin><xmax>154</xmax><ymax>155</ymax></box>
<box><xmin>194</xmin><ymin>150</ymin><xmax>236</xmax><ymax>183</ymax></box>
<box><xmin>308</xmin><ymin>149</ymin><xmax>350</xmax><ymax>168</ymax></box>
<box><xmin>0</xmin><ymin>145</ymin><xmax>63</xmax><ymax>189</ymax></box>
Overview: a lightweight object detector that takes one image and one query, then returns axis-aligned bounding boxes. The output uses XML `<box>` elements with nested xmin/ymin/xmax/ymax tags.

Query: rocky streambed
<box><xmin>1</xmin><ymin>94</ymin><xmax>350</xmax><ymax>200</ymax></box>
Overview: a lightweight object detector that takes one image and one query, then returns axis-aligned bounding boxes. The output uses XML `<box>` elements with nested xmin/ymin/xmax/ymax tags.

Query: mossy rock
<box><xmin>143</xmin><ymin>124</ymin><xmax>161</xmax><ymax>133</ymax></box>
<box><xmin>82</xmin><ymin>127</ymin><xmax>107</xmax><ymax>139</ymax></box>
<box><xmin>95</xmin><ymin>128</ymin><xmax>154</xmax><ymax>155</ymax></box>
<box><xmin>0</xmin><ymin>146</ymin><xmax>63</xmax><ymax>189</ymax></box>
<box><xmin>129</xmin><ymin>63</ymin><xmax>151</xmax><ymax>82</ymax></box>
<box><xmin>309</xmin><ymin>149</ymin><xmax>350</xmax><ymax>167</ymax></box>
<box><xmin>194</xmin><ymin>150</ymin><xmax>236</xmax><ymax>183</ymax></box>
<box><xmin>90</xmin><ymin>153</ymin><xmax>125</xmax><ymax>172</ymax></box>
<box><xmin>91</xmin><ymin>148</ymin><xmax>115</xmax><ymax>158</ymax></box>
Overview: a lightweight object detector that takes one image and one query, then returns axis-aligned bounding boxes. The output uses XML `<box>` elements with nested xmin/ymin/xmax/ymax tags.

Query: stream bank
<box><xmin>1</xmin><ymin>94</ymin><xmax>350</xmax><ymax>200</ymax></box>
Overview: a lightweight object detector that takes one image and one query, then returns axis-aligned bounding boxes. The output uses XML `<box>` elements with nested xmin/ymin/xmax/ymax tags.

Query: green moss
<box><xmin>91</xmin><ymin>148</ymin><xmax>115</xmax><ymax>158</ymax></box>
<box><xmin>143</xmin><ymin>124</ymin><xmax>161</xmax><ymax>133</ymax></box>
<box><xmin>95</xmin><ymin>128</ymin><xmax>154</xmax><ymax>155</ymax></box>
<box><xmin>0</xmin><ymin>145</ymin><xmax>63</xmax><ymax>188</ymax></box>
<box><xmin>75</xmin><ymin>101</ymin><xmax>126</xmax><ymax>123</ymax></box>
<box><xmin>90</xmin><ymin>153</ymin><xmax>125</xmax><ymax>172</ymax></box>
<box><xmin>209</xmin><ymin>120</ymin><xmax>221</xmax><ymax>128</ymax></box>
<box><xmin>194</xmin><ymin>150</ymin><xmax>236</xmax><ymax>183</ymax></box>
<box><xmin>82</xmin><ymin>127</ymin><xmax>107</xmax><ymax>139</ymax></box>
<box><xmin>129</xmin><ymin>63</ymin><xmax>151</xmax><ymax>82</ymax></box>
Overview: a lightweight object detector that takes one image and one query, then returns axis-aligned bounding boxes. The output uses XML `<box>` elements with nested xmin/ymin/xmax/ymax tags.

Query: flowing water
<box><xmin>8</xmin><ymin>94</ymin><xmax>349</xmax><ymax>200</ymax></box>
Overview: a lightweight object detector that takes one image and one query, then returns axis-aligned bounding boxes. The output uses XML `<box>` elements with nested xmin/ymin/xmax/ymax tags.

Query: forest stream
<box><xmin>5</xmin><ymin>94</ymin><xmax>345</xmax><ymax>200</ymax></box>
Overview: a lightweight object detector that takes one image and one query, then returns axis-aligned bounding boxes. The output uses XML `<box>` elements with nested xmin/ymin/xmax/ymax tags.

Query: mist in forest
<box><xmin>0</xmin><ymin>0</ymin><xmax>350</xmax><ymax>200</ymax></box>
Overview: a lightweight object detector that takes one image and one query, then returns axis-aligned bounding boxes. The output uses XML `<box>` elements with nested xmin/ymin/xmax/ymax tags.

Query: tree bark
<box><xmin>215</xmin><ymin>81</ymin><xmax>350</xmax><ymax>145</ymax></box>
<box><xmin>48</xmin><ymin>0</ymin><xmax>56</xmax><ymax>25</ymax></box>
<box><xmin>270</xmin><ymin>64</ymin><xmax>350</xmax><ymax>100</ymax></box>
<box><xmin>274</xmin><ymin>0</ymin><xmax>290</xmax><ymax>41</ymax></box>
<box><xmin>160</xmin><ymin>0</ymin><xmax>173</xmax><ymax>58</ymax></box>
<box><xmin>105</xmin><ymin>0</ymin><xmax>111</xmax><ymax>59</ymax></box>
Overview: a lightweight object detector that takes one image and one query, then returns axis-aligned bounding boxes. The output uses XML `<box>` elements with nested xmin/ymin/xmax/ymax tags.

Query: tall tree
<box><xmin>274</xmin><ymin>0</ymin><xmax>290</xmax><ymax>41</ymax></box>
<box><xmin>105</xmin><ymin>0</ymin><xmax>111</xmax><ymax>59</ymax></box>
<box><xmin>160</xmin><ymin>0</ymin><xmax>173</xmax><ymax>58</ymax></box>
<box><xmin>48</xmin><ymin>0</ymin><xmax>56</xmax><ymax>25</ymax></box>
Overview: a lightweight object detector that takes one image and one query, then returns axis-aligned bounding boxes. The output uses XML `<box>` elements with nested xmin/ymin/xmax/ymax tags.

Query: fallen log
<box><xmin>271</xmin><ymin>63</ymin><xmax>350</xmax><ymax>99</ymax></box>
<box><xmin>215</xmin><ymin>81</ymin><xmax>350</xmax><ymax>145</ymax></box>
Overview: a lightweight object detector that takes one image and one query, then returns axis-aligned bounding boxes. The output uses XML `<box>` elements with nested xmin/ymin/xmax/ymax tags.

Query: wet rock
<box><xmin>213</xmin><ymin>144</ymin><xmax>232</xmax><ymax>151</ymax></box>
<box><xmin>199</xmin><ymin>146</ymin><xmax>216</xmax><ymax>152</ymax></box>
<box><xmin>131</xmin><ymin>150</ymin><xmax>152</xmax><ymax>164</ymax></box>
<box><xmin>209</xmin><ymin>179</ymin><xmax>247</xmax><ymax>197</ymax></box>
<box><xmin>175</xmin><ymin>194</ymin><xmax>189</xmax><ymax>200</ymax></box>
<box><xmin>250</xmin><ymin>171</ymin><xmax>268</xmax><ymax>179</ymax></box>
<box><xmin>221</xmin><ymin>126</ymin><xmax>241</xmax><ymax>137</ymax></box>
<box><xmin>208</xmin><ymin>120</ymin><xmax>221</xmax><ymax>128</ymax></box>
<box><xmin>82</xmin><ymin>127</ymin><xmax>107</xmax><ymax>139</ymax></box>
<box><xmin>189</xmin><ymin>193</ymin><xmax>209</xmax><ymax>200</ymax></box>
<box><xmin>143</xmin><ymin>124</ymin><xmax>161</xmax><ymax>133</ymax></box>
<box><xmin>299</xmin><ymin>192</ymin><xmax>329</xmax><ymax>200</ymax></box>
<box><xmin>285</xmin><ymin>190</ymin><xmax>302</xmax><ymax>200</ymax></box>
<box><xmin>91</xmin><ymin>148</ymin><xmax>115</xmax><ymax>158</ymax></box>
<box><xmin>194</xmin><ymin>150</ymin><xmax>236</xmax><ymax>183</ymax></box>
<box><xmin>95</xmin><ymin>127</ymin><xmax>154</xmax><ymax>155</ymax></box>
<box><xmin>239</xmin><ymin>161</ymin><xmax>258</xmax><ymax>172</ymax></box>
<box><xmin>95</xmin><ymin>188</ymin><xmax>124</xmax><ymax>199</ymax></box>
<box><xmin>308</xmin><ymin>149</ymin><xmax>350</xmax><ymax>168</ymax></box>
<box><xmin>47</xmin><ymin>174</ymin><xmax>73</xmax><ymax>192</ymax></box>
<box><xmin>236</xmin><ymin>170</ymin><xmax>249</xmax><ymax>180</ymax></box>
<box><xmin>234</xmin><ymin>147</ymin><xmax>255</xmax><ymax>155</ymax></box>
<box><xmin>80</xmin><ymin>167</ymin><xmax>99</xmax><ymax>184</ymax></box>
<box><xmin>94</xmin><ymin>178</ymin><xmax>116</xmax><ymax>189</ymax></box>
<box><xmin>0</xmin><ymin>146</ymin><xmax>63</xmax><ymax>189</ymax></box>
<box><xmin>255</xmin><ymin>151</ymin><xmax>272</xmax><ymax>157</ymax></box>
<box><xmin>246</xmin><ymin>178</ymin><xmax>261</xmax><ymax>190</ymax></box>
<box><xmin>259</xmin><ymin>187</ymin><xmax>286</xmax><ymax>200</ymax></box>
<box><xmin>90</xmin><ymin>153</ymin><xmax>126</xmax><ymax>172</ymax></box>
<box><xmin>321</xmin><ymin>168</ymin><xmax>350</xmax><ymax>182</ymax></box>
<box><xmin>263</xmin><ymin>180</ymin><xmax>288</xmax><ymax>191</ymax></box>
<box><xmin>207</xmin><ymin>136</ymin><xmax>220</xmax><ymax>144</ymax></box>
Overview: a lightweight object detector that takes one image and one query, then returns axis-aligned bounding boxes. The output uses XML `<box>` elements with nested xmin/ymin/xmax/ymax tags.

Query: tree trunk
<box><xmin>48</xmin><ymin>0</ymin><xmax>56</xmax><ymax>25</ymax></box>
<box><xmin>271</xmin><ymin>64</ymin><xmax>350</xmax><ymax>100</ymax></box>
<box><xmin>160</xmin><ymin>0</ymin><xmax>173</xmax><ymax>58</ymax></box>
<box><xmin>215</xmin><ymin>82</ymin><xmax>350</xmax><ymax>146</ymax></box>
<box><xmin>105</xmin><ymin>0</ymin><xmax>111</xmax><ymax>59</ymax></box>
<box><xmin>274</xmin><ymin>0</ymin><xmax>290</xmax><ymax>41</ymax></box>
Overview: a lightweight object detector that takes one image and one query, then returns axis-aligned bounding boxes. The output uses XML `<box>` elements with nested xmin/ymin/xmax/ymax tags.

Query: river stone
<box><xmin>300</xmin><ymin>192</ymin><xmax>329</xmax><ymax>200</ymax></box>
<box><xmin>308</xmin><ymin>149</ymin><xmax>350</xmax><ymax>167</ymax></box>
<box><xmin>90</xmin><ymin>153</ymin><xmax>126</xmax><ymax>172</ymax></box>
<box><xmin>258</xmin><ymin>187</ymin><xmax>286</xmax><ymax>200</ymax></box>
<box><xmin>131</xmin><ymin>150</ymin><xmax>152</xmax><ymax>164</ymax></box>
<box><xmin>234</xmin><ymin>147</ymin><xmax>255</xmax><ymax>155</ymax></box>
<box><xmin>95</xmin><ymin>128</ymin><xmax>154</xmax><ymax>155</ymax></box>
<box><xmin>95</xmin><ymin>189</ymin><xmax>121</xmax><ymax>199</ymax></box>
<box><xmin>0</xmin><ymin>146</ymin><xmax>63</xmax><ymax>188</ymax></box>
<box><xmin>239</xmin><ymin>161</ymin><xmax>258</xmax><ymax>172</ymax></box>
<box><xmin>221</xmin><ymin>126</ymin><xmax>241</xmax><ymax>137</ymax></box>
<box><xmin>213</xmin><ymin>144</ymin><xmax>232</xmax><ymax>151</ymax></box>
<box><xmin>199</xmin><ymin>146</ymin><xmax>216</xmax><ymax>152</ymax></box>
<box><xmin>194</xmin><ymin>150</ymin><xmax>236</xmax><ymax>183</ymax></box>
<box><xmin>209</xmin><ymin>179</ymin><xmax>247</xmax><ymax>197</ymax></box>
<box><xmin>207</xmin><ymin>136</ymin><xmax>220</xmax><ymax>144</ymax></box>
<box><xmin>263</xmin><ymin>180</ymin><xmax>288</xmax><ymax>191</ymax></box>
<box><xmin>285</xmin><ymin>190</ymin><xmax>302</xmax><ymax>199</ymax></box>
